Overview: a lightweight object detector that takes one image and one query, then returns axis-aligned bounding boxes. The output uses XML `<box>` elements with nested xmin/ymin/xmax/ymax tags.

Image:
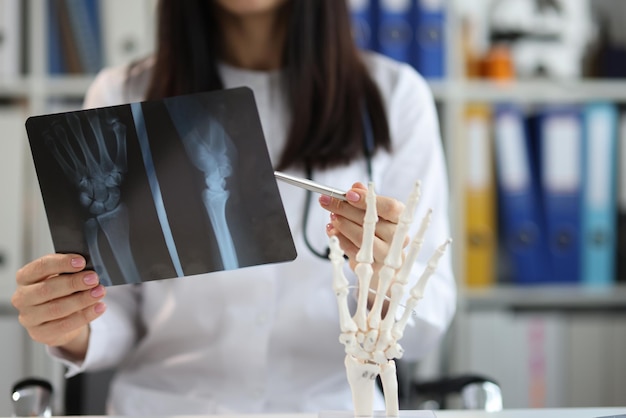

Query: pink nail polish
<box><xmin>319</xmin><ymin>195</ymin><xmax>331</xmax><ymax>205</ymax></box>
<box><xmin>90</xmin><ymin>286</ymin><xmax>104</xmax><ymax>298</ymax></box>
<box><xmin>83</xmin><ymin>274</ymin><xmax>98</xmax><ymax>286</ymax></box>
<box><xmin>346</xmin><ymin>191</ymin><xmax>360</xmax><ymax>202</ymax></box>
<box><xmin>94</xmin><ymin>302</ymin><xmax>106</xmax><ymax>314</ymax></box>
<box><xmin>71</xmin><ymin>257</ymin><xmax>85</xmax><ymax>268</ymax></box>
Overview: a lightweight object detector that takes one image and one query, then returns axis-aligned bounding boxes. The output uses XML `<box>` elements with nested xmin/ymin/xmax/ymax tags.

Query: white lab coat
<box><xmin>50</xmin><ymin>52</ymin><xmax>457</xmax><ymax>415</ymax></box>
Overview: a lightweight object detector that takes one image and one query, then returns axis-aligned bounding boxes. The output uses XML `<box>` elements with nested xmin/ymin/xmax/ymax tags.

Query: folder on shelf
<box><xmin>531</xmin><ymin>105</ymin><xmax>584</xmax><ymax>284</ymax></box>
<box><xmin>581</xmin><ymin>102</ymin><xmax>618</xmax><ymax>287</ymax></box>
<box><xmin>463</xmin><ymin>104</ymin><xmax>496</xmax><ymax>287</ymax></box>
<box><xmin>493</xmin><ymin>104</ymin><xmax>549</xmax><ymax>285</ymax></box>
<box><xmin>0</xmin><ymin>0</ymin><xmax>21</xmax><ymax>78</ymax></box>
<box><xmin>377</xmin><ymin>0</ymin><xmax>413</xmax><ymax>64</ymax></box>
<box><xmin>617</xmin><ymin>110</ymin><xmax>626</xmax><ymax>283</ymax></box>
<box><xmin>0</xmin><ymin>107</ymin><xmax>26</xmax><ymax>303</ymax></box>
<box><xmin>56</xmin><ymin>0</ymin><xmax>83</xmax><ymax>74</ymax></box>
<box><xmin>64</xmin><ymin>0</ymin><xmax>103</xmax><ymax>73</ymax></box>
<box><xmin>412</xmin><ymin>0</ymin><xmax>445</xmax><ymax>79</ymax></box>
<box><xmin>347</xmin><ymin>0</ymin><xmax>376</xmax><ymax>51</ymax></box>
<box><xmin>100</xmin><ymin>0</ymin><xmax>155</xmax><ymax>67</ymax></box>
<box><xmin>47</xmin><ymin>0</ymin><xmax>65</xmax><ymax>74</ymax></box>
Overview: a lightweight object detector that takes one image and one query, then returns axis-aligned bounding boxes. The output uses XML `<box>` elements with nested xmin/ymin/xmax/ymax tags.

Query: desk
<box><xmin>22</xmin><ymin>409</ymin><xmax>623</xmax><ymax>418</ymax></box>
<box><xmin>306</xmin><ymin>409</ymin><xmax>625</xmax><ymax>418</ymax></box>
<box><xmin>285</xmin><ymin>410</ymin><xmax>623</xmax><ymax>418</ymax></box>
<box><xmin>433</xmin><ymin>408</ymin><xmax>626</xmax><ymax>417</ymax></box>
<box><xmin>320</xmin><ymin>410</ymin><xmax>626</xmax><ymax>418</ymax></box>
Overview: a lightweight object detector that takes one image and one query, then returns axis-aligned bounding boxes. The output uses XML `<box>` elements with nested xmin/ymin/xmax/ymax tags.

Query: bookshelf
<box><xmin>423</xmin><ymin>0</ymin><xmax>626</xmax><ymax>410</ymax></box>
<box><xmin>433</xmin><ymin>80</ymin><xmax>626</xmax><ymax>103</ymax></box>
<box><xmin>435</xmin><ymin>1</ymin><xmax>626</xmax><ymax>291</ymax></box>
<box><xmin>462</xmin><ymin>284</ymin><xmax>626</xmax><ymax>310</ymax></box>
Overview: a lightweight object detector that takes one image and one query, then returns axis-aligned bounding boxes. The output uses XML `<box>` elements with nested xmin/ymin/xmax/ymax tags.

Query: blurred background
<box><xmin>0</xmin><ymin>0</ymin><xmax>625</xmax><ymax>414</ymax></box>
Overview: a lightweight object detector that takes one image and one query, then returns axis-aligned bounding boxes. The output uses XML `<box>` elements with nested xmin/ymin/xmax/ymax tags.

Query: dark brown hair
<box><xmin>143</xmin><ymin>0</ymin><xmax>390</xmax><ymax>171</ymax></box>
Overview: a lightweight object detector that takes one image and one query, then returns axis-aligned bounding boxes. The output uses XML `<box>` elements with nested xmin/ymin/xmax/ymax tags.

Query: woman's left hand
<box><xmin>318</xmin><ymin>182</ymin><xmax>408</xmax><ymax>273</ymax></box>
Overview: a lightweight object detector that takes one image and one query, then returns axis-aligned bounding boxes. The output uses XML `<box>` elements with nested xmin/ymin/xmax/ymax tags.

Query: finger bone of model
<box><xmin>329</xmin><ymin>236</ymin><xmax>358</xmax><ymax>334</ymax></box>
<box><xmin>391</xmin><ymin>238</ymin><xmax>451</xmax><ymax>341</ymax></box>
<box><xmin>353</xmin><ymin>183</ymin><xmax>377</xmax><ymax>332</ymax></box>
<box><xmin>378</xmin><ymin>206</ymin><xmax>432</xmax><ymax>347</ymax></box>
<box><xmin>368</xmin><ymin>181</ymin><xmax>419</xmax><ymax>331</ymax></box>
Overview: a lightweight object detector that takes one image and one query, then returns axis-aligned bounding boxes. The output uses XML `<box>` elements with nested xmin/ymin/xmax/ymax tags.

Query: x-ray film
<box><xmin>26</xmin><ymin>87</ymin><xmax>297</xmax><ymax>286</ymax></box>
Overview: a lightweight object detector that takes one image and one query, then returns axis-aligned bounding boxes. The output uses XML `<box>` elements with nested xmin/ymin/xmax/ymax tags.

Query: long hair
<box><xmin>143</xmin><ymin>0</ymin><xmax>391</xmax><ymax>171</ymax></box>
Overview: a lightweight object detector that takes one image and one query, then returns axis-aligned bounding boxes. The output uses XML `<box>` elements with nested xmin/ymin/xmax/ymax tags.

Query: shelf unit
<box><xmin>435</xmin><ymin>3</ymin><xmax>626</xmax><ymax>293</ymax></box>
<box><xmin>431</xmin><ymin>79</ymin><xmax>626</xmax><ymax>103</ymax></box>
<box><xmin>462</xmin><ymin>283</ymin><xmax>626</xmax><ymax>311</ymax></box>
<box><xmin>438</xmin><ymin>79</ymin><xmax>626</xmax><ymax>291</ymax></box>
<box><xmin>424</xmin><ymin>1</ymin><xmax>626</xmax><ymax>410</ymax></box>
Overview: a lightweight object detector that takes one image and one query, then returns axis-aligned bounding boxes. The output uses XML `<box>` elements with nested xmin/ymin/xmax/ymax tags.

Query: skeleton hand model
<box><xmin>45</xmin><ymin>110</ymin><xmax>140</xmax><ymax>286</ymax></box>
<box><xmin>329</xmin><ymin>181</ymin><xmax>450</xmax><ymax>417</ymax></box>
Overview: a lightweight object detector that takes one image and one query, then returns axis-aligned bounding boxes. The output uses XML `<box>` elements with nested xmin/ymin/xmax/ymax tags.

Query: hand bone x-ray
<box><xmin>26</xmin><ymin>87</ymin><xmax>296</xmax><ymax>286</ymax></box>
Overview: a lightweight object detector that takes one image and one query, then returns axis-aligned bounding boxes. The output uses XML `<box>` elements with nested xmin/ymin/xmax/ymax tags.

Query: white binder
<box><xmin>100</xmin><ymin>0</ymin><xmax>157</xmax><ymax>67</ymax></box>
<box><xmin>0</xmin><ymin>0</ymin><xmax>21</xmax><ymax>78</ymax></box>
<box><xmin>0</xmin><ymin>107</ymin><xmax>25</xmax><ymax>303</ymax></box>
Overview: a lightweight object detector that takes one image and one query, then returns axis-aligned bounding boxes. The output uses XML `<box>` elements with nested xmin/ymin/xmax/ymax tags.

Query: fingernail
<box><xmin>326</xmin><ymin>223</ymin><xmax>334</xmax><ymax>231</ymax></box>
<box><xmin>71</xmin><ymin>257</ymin><xmax>85</xmax><ymax>268</ymax></box>
<box><xmin>319</xmin><ymin>195</ymin><xmax>331</xmax><ymax>205</ymax></box>
<box><xmin>94</xmin><ymin>302</ymin><xmax>106</xmax><ymax>314</ymax></box>
<box><xmin>90</xmin><ymin>286</ymin><xmax>105</xmax><ymax>298</ymax></box>
<box><xmin>83</xmin><ymin>273</ymin><xmax>98</xmax><ymax>286</ymax></box>
<box><xmin>330</xmin><ymin>213</ymin><xmax>337</xmax><ymax>221</ymax></box>
<box><xmin>346</xmin><ymin>191</ymin><xmax>360</xmax><ymax>202</ymax></box>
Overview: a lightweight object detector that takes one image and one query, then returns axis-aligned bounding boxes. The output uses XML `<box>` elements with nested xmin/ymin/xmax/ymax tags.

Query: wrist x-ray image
<box><xmin>26</xmin><ymin>87</ymin><xmax>297</xmax><ymax>286</ymax></box>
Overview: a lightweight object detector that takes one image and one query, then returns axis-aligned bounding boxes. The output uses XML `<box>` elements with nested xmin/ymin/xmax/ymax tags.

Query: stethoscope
<box><xmin>303</xmin><ymin>103</ymin><xmax>375</xmax><ymax>260</ymax></box>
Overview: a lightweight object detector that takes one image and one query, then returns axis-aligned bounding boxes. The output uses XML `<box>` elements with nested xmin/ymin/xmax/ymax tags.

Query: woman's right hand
<box><xmin>11</xmin><ymin>254</ymin><xmax>107</xmax><ymax>361</ymax></box>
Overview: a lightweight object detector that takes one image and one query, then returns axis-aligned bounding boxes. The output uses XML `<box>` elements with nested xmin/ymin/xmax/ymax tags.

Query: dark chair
<box><xmin>393</xmin><ymin>361</ymin><xmax>503</xmax><ymax>411</ymax></box>
<box><xmin>10</xmin><ymin>377</ymin><xmax>54</xmax><ymax>417</ymax></box>
<box><xmin>408</xmin><ymin>374</ymin><xmax>503</xmax><ymax>410</ymax></box>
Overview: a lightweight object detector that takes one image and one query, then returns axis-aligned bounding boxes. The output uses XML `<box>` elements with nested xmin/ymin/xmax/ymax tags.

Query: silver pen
<box><xmin>274</xmin><ymin>171</ymin><xmax>347</xmax><ymax>201</ymax></box>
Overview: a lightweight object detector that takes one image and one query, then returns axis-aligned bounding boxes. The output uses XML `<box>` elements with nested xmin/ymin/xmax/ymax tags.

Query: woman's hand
<box><xmin>11</xmin><ymin>254</ymin><xmax>107</xmax><ymax>361</ymax></box>
<box><xmin>319</xmin><ymin>182</ymin><xmax>409</xmax><ymax>273</ymax></box>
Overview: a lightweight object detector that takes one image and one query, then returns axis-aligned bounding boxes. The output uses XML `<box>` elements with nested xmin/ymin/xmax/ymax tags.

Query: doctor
<box><xmin>12</xmin><ymin>0</ymin><xmax>456</xmax><ymax>414</ymax></box>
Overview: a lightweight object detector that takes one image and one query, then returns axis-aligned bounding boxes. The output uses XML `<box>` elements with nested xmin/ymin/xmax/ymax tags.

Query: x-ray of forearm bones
<box><xmin>163</xmin><ymin>97</ymin><xmax>240</xmax><ymax>271</ymax></box>
<box><xmin>45</xmin><ymin>110</ymin><xmax>141</xmax><ymax>286</ymax></box>
<box><xmin>330</xmin><ymin>182</ymin><xmax>450</xmax><ymax>417</ymax></box>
